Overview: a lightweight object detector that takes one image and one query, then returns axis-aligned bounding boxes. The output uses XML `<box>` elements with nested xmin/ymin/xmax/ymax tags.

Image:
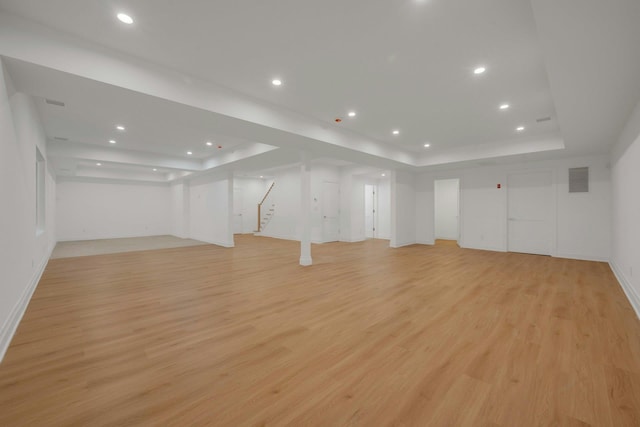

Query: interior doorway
<box><xmin>434</xmin><ymin>178</ymin><xmax>460</xmax><ymax>243</ymax></box>
<box><xmin>364</xmin><ymin>184</ymin><xmax>377</xmax><ymax>238</ymax></box>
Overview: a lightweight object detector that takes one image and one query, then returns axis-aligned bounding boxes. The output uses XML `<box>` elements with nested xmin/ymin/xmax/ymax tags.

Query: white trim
<box><xmin>610</xmin><ymin>260</ymin><xmax>640</xmax><ymax>320</ymax></box>
<box><xmin>416</xmin><ymin>239</ymin><xmax>435</xmax><ymax>246</ymax></box>
<box><xmin>555</xmin><ymin>253</ymin><xmax>609</xmax><ymax>263</ymax></box>
<box><xmin>339</xmin><ymin>238</ymin><xmax>366</xmax><ymax>243</ymax></box>
<box><xmin>391</xmin><ymin>240</ymin><xmax>417</xmax><ymax>248</ymax></box>
<box><xmin>0</xmin><ymin>245</ymin><xmax>53</xmax><ymax>363</ymax></box>
<box><xmin>299</xmin><ymin>256</ymin><xmax>313</xmax><ymax>266</ymax></box>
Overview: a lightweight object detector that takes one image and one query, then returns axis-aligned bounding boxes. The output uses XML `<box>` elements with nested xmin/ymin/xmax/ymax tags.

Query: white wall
<box><xmin>416</xmin><ymin>154</ymin><xmax>611</xmax><ymax>260</ymax></box>
<box><xmin>611</xmin><ymin>99</ymin><xmax>640</xmax><ymax>317</ymax></box>
<box><xmin>0</xmin><ymin>61</ymin><xmax>56</xmax><ymax>361</ymax></box>
<box><xmin>56</xmin><ymin>180</ymin><xmax>172</xmax><ymax>241</ymax></box>
<box><xmin>170</xmin><ymin>182</ymin><xmax>190</xmax><ymax>238</ymax></box>
<box><xmin>391</xmin><ymin>170</ymin><xmax>417</xmax><ymax>248</ymax></box>
<box><xmin>434</xmin><ymin>179</ymin><xmax>459</xmax><ymax>240</ymax></box>
<box><xmin>189</xmin><ymin>174</ymin><xmax>233</xmax><ymax>247</ymax></box>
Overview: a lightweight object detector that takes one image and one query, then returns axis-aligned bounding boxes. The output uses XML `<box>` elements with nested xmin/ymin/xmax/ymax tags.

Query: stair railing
<box><xmin>257</xmin><ymin>182</ymin><xmax>275</xmax><ymax>232</ymax></box>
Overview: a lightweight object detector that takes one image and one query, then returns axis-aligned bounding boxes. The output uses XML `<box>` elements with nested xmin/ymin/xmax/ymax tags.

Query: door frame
<box><xmin>505</xmin><ymin>169</ymin><xmax>557</xmax><ymax>257</ymax></box>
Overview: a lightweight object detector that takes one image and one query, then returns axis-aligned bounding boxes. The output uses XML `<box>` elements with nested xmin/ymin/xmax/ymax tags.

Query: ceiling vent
<box><xmin>569</xmin><ymin>167</ymin><xmax>589</xmax><ymax>193</ymax></box>
<box><xmin>45</xmin><ymin>99</ymin><xmax>65</xmax><ymax>107</ymax></box>
<box><xmin>53</xmin><ymin>136</ymin><xmax>69</xmax><ymax>141</ymax></box>
<box><xmin>536</xmin><ymin>116</ymin><xmax>552</xmax><ymax>123</ymax></box>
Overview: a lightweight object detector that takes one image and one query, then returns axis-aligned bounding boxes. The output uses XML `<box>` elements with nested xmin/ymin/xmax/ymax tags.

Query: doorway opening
<box><xmin>434</xmin><ymin>178</ymin><xmax>460</xmax><ymax>245</ymax></box>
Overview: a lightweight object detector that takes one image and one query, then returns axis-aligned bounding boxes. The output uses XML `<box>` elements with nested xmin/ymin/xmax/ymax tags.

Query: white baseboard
<box><xmin>610</xmin><ymin>260</ymin><xmax>640</xmax><ymax>320</ymax></box>
<box><xmin>0</xmin><ymin>246</ymin><xmax>53</xmax><ymax>363</ymax></box>
<box><xmin>416</xmin><ymin>239</ymin><xmax>435</xmax><ymax>246</ymax></box>
<box><xmin>339</xmin><ymin>238</ymin><xmax>366</xmax><ymax>243</ymax></box>
<box><xmin>391</xmin><ymin>240</ymin><xmax>417</xmax><ymax>248</ymax></box>
<box><xmin>556</xmin><ymin>252</ymin><xmax>609</xmax><ymax>263</ymax></box>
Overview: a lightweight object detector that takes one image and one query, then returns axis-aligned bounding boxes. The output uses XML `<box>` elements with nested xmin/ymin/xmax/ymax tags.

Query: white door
<box><xmin>434</xmin><ymin>179</ymin><xmax>460</xmax><ymax>241</ymax></box>
<box><xmin>364</xmin><ymin>184</ymin><xmax>377</xmax><ymax>238</ymax></box>
<box><xmin>507</xmin><ymin>171</ymin><xmax>553</xmax><ymax>255</ymax></box>
<box><xmin>233</xmin><ymin>187</ymin><xmax>243</xmax><ymax>234</ymax></box>
<box><xmin>322</xmin><ymin>181</ymin><xmax>340</xmax><ymax>242</ymax></box>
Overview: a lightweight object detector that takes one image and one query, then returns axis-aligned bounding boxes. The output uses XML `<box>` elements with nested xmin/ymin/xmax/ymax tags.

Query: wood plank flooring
<box><xmin>2</xmin><ymin>235</ymin><xmax>640</xmax><ymax>426</ymax></box>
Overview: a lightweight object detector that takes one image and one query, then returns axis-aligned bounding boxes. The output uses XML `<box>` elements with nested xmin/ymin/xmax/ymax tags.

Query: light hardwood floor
<box><xmin>1</xmin><ymin>235</ymin><xmax>640</xmax><ymax>426</ymax></box>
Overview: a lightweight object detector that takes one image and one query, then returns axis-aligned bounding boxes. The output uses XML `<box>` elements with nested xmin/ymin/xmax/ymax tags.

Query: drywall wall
<box><xmin>611</xmin><ymin>99</ymin><xmax>640</xmax><ymax>317</ymax></box>
<box><xmin>391</xmin><ymin>170</ymin><xmax>417</xmax><ymax>247</ymax></box>
<box><xmin>0</xmin><ymin>61</ymin><xmax>56</xmax><ymax>361</ymax></box>
<box><xmin>377</xmin><ymin>178</ymin><xmax>391</xmax><ymax>239</ymax></box>
<box><xmin>434</xmin><ymin>178</ymin><xmax>459</xmax><ymax>240</ymax></box>
<box><xmin>189</xmin><ymin>174</ymin><xmax>233</xmax><ymax>247</ymax></box>
<box><xmin>56</xmin><ymin>180</ymin><xmax>172</xmax><ymax>241</ymax></box>
<box><xmin>416</xmin><ymin>154</ymin><xmax>611</xmax><ymax>260</ymax></box>
<box><xmin>170</xmin><ymin>182</ymin><xmax>190</xmax><ymax>238</ymax></box>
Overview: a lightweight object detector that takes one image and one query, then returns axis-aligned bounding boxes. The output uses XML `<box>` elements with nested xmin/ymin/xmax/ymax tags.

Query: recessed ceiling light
<box><xmin>96</xmin><ymin>163</ymin><xmax>102</xmax><ymax>166</ymax></box>
<box><xmin>187</xmin><ymin>151</ymin><xmax>193</xmax><ymax>155</ymax></box>
<box><xmin>116</xmin><ymin>125</ymin><xmax>125</xmax><ymax>131</ymax></box>
<box><xmin>260</xmin><ymin>175</ymin><xmax>264</xmax><ymax>178</ymax></box>
<box><xmin>516</xmin><ymin>126</ymin><xmax>525</xmax><ymax>132</ymax></box>
<box><xmin>499</xmin><ymin>104</ymin><xmax>510</xmax><ymax>110</ymax></box>
<box><xmin>117</xmin><ymin>13</ymin><xmax>134</xmax><ymax>24</ymax></box>
<box><xmin>348</xmin><ymin>111</ymin><xmax>356</xmax><ymax>117</ymax></box>
<box><xmin>109</xmin><ymin>140</ymin><xmax>116</xmax><ymax>144</ymax></box>
<box><xmin>153</xmin><ymin>168</ymin><xmax>157</xmax><ymax>171</ymax></box>
<box><xmin>272</xmin><ymin>79</ymin><xmax>282</xmax><ymax>86</ymax></box>
<box><xmin>474</xmin><ymin>66</ymin><xmax>486</xmax><ymax>75</ymax></box>
<box><xmin>206</xmin><ymin>141</ymin><xmax>213</xmax><ymax>146</ymax></box>
<box><xmin>392</xmin><ymin>130</ymin><xmax>400</xmax><ymax>135</ymax></box>
<box><xmin>424</xmin><ymin>143</ymin><xmax>431</xmax><ymax>148</ymax></box>
<box><xmin>381</xmin><ymin>173</ymin><xmax>386</xmax><ymax>177</ymax></box>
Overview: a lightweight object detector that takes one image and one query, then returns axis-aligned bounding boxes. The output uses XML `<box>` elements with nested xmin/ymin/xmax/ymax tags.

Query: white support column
<box><xmin>300</xmin><ymin>153</ymin><xmax>312</xmax><ymax>266</ymax></box>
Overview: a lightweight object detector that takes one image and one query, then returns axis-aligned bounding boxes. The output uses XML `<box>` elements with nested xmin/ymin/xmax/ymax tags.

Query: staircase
<box><xmin>255</xmin><ymin>182</ymin><xmax>275</xmax><ymax>233</ymax></box>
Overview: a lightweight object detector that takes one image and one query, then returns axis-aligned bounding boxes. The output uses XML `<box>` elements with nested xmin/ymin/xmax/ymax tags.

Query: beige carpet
<box><xmin>51</xmin><ymin>235</ymin><xmax>209</xmax><ymax>259</ymax></box>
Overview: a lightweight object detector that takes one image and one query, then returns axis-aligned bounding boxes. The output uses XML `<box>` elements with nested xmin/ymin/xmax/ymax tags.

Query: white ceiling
<box><xmin>0</xmin><ymin>0</ymin><xmax>639</xmax><ymax>182</ymax></box>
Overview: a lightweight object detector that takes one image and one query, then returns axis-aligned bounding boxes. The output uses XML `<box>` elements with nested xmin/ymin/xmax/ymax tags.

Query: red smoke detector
<box><xmin>335</xmin><ymin>118</ymin><xmax>342</xmax><ymax>123</ymax></box>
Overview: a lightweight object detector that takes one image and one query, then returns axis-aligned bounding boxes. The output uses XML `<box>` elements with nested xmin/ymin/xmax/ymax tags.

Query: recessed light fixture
<box><xmin>348</xmin><ymin>111</ymin><xmax>356</xmax><ymax>117</ymax></box>
<box><xmin>272</xmin><ymin>79</ymin><xmax>282</xmax><ymax>86</ymax></box>
<box><xmin>516</xmin><ymin>126</ymin><xmax>525</xmax><ymax>132</ymax></box>
<box><xmin>392</xmin><ymin>130</ymin><xmax>400</xmax><ymax>135</ymax></box>
<box><xmin>424</xmin><ymin>143</ymin><xmax>431</xmax><ymax>148</ymax></box>
<box><xmin>187</xmin><ymin>151</ymin><xmax>193</xmax><ymax>155</ymax></box>
<box><xmin>117</xmin><ymin>13</ymin><xmax>134</xmax><ymax>24</ymax></box>
<box><xmin>153</xmin><ymin>168</ymin><xmax>157</xmax><ymax>171</ymax></box>
<box><xmin>381</xmin><ymin>173</ymin><xmax>386</xmax><ymax>177</ymax></box>
<box><xmin>96</xmin><ymin>163</ymin><xmax>102</xmax><ymax>166</ymax></box>
<box><xmin>116</xmin><ymin>125</ymin><xmax>125</xmax><ymax>131</ymax></box>
<box><xmin>109</xmin><ymin>140</ymin><xmax>116</xmax><ymax>144</ymax></box>
<box><xmin>499</xmin><ymin>104</ymin><xmax>510</xmax><ymax>110</ymax></box>
<box><xmin>474</xmin><ymin>66</ymin><xmax>486</xmax><ymax>75</ymax></box>
<box><xmin>260</xmin><ymin>175</ymin><xmax>264</xmax><ymax>178</ymax></box>
<box><xmin>206</xmin><ymin>141</ymin><xmax>213</xmax><ymax>146</ymax></box>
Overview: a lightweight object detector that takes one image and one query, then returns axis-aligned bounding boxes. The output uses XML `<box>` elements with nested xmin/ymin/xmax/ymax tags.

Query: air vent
<box><xmin>45</xmin><ymin>99</ymin><xmax>65</xmax><ymax>107</ymax></box>
<box><xmin>53</xmin><ymin>136</ymin><xmax>69</xmax><ymax>141</ymax></box>
<box><xmin>569</xmin><ymin>167</ymin><xmax>589</xmax><ymax>193</ymax></box>
<box><xmin>536</xmin><ymin>116</ymin><xmax>552</xmax><ymax>123</ymax></box>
